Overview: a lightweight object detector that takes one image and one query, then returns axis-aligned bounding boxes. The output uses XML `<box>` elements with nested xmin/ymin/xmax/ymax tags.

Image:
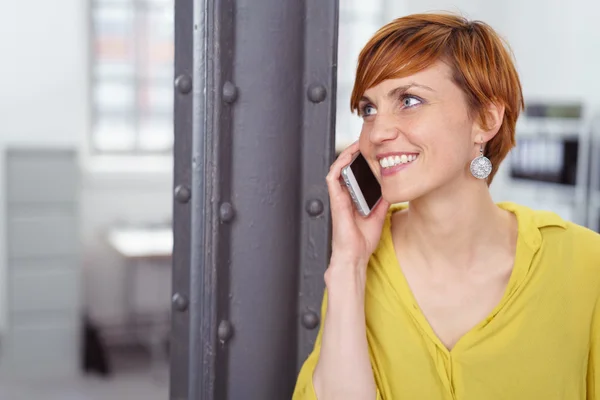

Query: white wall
<box><xmin>0</xmin><ymin>0</ymin><xmax>87</xmax><ymax>147</ymax></box>
<box><xmin>0</xmin><ymin>0</ymin><xmax>88</xmax><ymax>334</ymax></box>
<box><xmin>0</xmin><ymin>0</ymin><xmax>173</xmax><ymax>337</ymax></box>
<box><xmin>497</xmin><ymin>0</ymin><xmax>600</xmax><ymax>113</ymax></box>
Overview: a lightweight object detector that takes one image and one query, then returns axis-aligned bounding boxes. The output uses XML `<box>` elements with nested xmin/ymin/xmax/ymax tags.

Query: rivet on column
<box><xmin>175</xmin><ymin>74</ymin><xmax>192</xmax><ymax>94</ymax></box>
<box><xmin>174</xmin><ymin>185</ymin><xmax>191</xmax><ymax>203</ymax></box>
<box><xmin>223</xmin><ymin>81</ymin><xmax>238</xmax><ymax>103</ymax></box>
<box><xmin>219</xmin><ymin>202</ymin><xmax>236</xmax><ymax>222</ymax></box>
<box><xmin>305</xmin><ymin>199</ymin><xmax>324</xmax><ymax>216</ymax></box>
<box><xmin>218</xmin><ymin>320</ymin><xmax>234</xmax><ymax>344</ymax></box>
<box><xmin>172</xmin><ymin>293</ymin><xmax>189</xmax><ymax>312</ymax></box>
<box><xmin>307</xmin><ymin>84</ymin><xmax>327</xmax><ymax>103</ymax></box>
<box><xmin>302</xmin><ymin>311</ymin><xmax>320</xmax><ymax>330</ymax></box>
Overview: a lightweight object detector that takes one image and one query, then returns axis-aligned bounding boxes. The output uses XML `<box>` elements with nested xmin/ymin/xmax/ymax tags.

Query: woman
<box><xmin>293</xmin><ymin>12</ymin><xmax>600</xmax><ymax>400</ymax></box>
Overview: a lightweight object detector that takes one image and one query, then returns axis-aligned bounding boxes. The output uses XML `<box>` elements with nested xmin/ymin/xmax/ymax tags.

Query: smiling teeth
<box><xmin>379</xmin><ymin>154</ymin><xmax>417</xmax><ymax>168</ymax></box>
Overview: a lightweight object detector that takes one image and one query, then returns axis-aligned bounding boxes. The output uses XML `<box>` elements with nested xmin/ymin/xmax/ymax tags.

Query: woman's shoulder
<box><xmin>503</xmin><ymin>202</ymin><xmax>600</xmax><ymax>271</ymax></box>
<box><xmin>555</xmin><ymin>218</ymin><xmax>600</xmax><ymax>262</ymax></box>
<box><xmin>505</xmin><ymin>202</ymin><xmax>600</xmax><ymax>244</ymax></box>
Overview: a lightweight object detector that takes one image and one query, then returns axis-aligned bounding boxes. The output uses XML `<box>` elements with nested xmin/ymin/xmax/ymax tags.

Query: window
<box><xmin>91</xmin><ymin>0</ymin><xmax>174</xmax><ymax>154</ymax></box>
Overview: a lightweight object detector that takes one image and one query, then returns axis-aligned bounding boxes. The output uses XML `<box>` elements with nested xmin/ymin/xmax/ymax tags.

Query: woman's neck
<box><xmin>395</xmin><ymin>178</ymin><xmax>516</xmax><ymax>272</ymax></box>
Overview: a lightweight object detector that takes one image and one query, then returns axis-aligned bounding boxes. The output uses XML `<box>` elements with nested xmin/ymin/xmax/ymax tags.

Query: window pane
<box><xmin>93</xmin><ymin>7</ymin><xmax>135</xmax><ymax>43</ymax></box>
<box><xmin>142</xmin><ymin>7</ymin><xmax>174</xmax><ymax>80</ymax></box>
<box><xmin>89</xmin><ymin>1</ymin><xmax>182</xmax><ymax>153</ymax></box>
<box><xmin>93</xmin><ymin>6</ymin><xmax>135</xmax><ymax>79</ymax></box>
<box><xmin>342</xmin><ymin>0</ymin><xmax>384</xmax><ymax>19</ymax></box>
<box><xmin>94</xmin><ymin>81</ymin><xmax>135</xmax><ymax>113</ymax></box>
<box><xmin>138</xmin><ymin>117</ymin><xmax>173</xmax><ymax>151</ymax></box>
<box><xmin>140</xmin><ymin>84</ymin><xmax>174</xmax><ymax>114</ymax></box>
<box><xmin>93</xmin><ymin>117</ymin><xmax>136</xmax><ymax>151</ymax></box>
<box><xmin>95</xmin><ymin>63</ymin><xmax>136</xmax><ymax>80</ymax></box>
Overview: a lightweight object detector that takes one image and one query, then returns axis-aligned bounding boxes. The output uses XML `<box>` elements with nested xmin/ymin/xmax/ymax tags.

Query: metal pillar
<box><xmin>170</xmin><ymin>0</ymin><xmax>194</xmax><ymax>398</ymax></box>
<box><xmin>171</xmin><ymin>0</ymin><xmax>339</xmax><ymax>398</ymax></box>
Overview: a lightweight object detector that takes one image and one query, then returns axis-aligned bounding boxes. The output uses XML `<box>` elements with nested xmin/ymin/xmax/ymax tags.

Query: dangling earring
<box><xmin>470</xmin><ymin>143</ymin><xmax>492</xmax><ymax>180</ymax></box>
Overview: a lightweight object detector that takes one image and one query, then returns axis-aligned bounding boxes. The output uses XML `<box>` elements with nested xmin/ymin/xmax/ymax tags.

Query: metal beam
<box><xmin>172</xmin><ymin>0</ymin><xmax>339</xmax><ymax>398</ymax></box>
<box><xmin>170</xmin><ymin>0</ymin><xmax>194</xmax><ymax>398</ymax></box>
<box><xmin>297</xmin><ymin>0</ymin><xmax>339</xmax><ymax>371</ymax></box>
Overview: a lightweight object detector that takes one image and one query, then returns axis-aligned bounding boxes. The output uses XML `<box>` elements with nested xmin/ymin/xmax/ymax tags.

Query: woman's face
<box><xmin>358</xmin><ymin>60</ymin><xmax>481</xmax><ymax>203</ymax></box>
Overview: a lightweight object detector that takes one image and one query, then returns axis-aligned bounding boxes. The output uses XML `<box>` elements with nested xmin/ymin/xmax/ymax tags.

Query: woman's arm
<box><xmin>292</xmin><ymin>290</ymin><xmax>327</xmax><ymax>399</ymax></box>
<box><xmin>313</xmin><ymin>262</ymin><xmax>378</xmax><ymax>399</ymax></box>
<box><xmin>293</xmin><ymin>142</ymin><xmax>388</xmax><ymax>399</ymax></box>
<box><xmin>292</xmin><ymin>261</ymin><xmax>380</xmax><ymax>400</ymax></box>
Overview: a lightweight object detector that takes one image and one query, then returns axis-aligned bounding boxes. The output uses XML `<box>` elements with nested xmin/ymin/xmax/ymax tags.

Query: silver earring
<box><xmin>470</xmin><ymin>143</ymin><xmax>492</xmax><ymax>180</ymax></box>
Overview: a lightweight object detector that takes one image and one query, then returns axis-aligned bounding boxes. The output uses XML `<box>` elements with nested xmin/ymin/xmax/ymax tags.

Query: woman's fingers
<box><xmin>326</xmin><ymin>142</ymin><xmax>360</xmax><ymax>220</ymax></box>
<box><xmin>338</xmin><ymin>141</ymin><xmax>359</xmax><ymax>159</ymax></box>
<box><xmin>326</xmin><ymin>153</ymin><xmax>351</xmax><ymax>203</ymax></box>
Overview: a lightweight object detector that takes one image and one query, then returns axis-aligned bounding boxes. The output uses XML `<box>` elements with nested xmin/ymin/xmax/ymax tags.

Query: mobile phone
<box><xmin>341</xmin><ymin>152</ymin><xmax>382</xmax><ymax>216</ymax></box>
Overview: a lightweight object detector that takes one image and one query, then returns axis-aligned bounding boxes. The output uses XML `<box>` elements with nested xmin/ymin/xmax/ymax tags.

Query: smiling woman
<box><xmin>293</xmin><ymin>12</ymin><xmax>600</xmax><ymax>400</ymax></box>
<box><xmin>351</xmin><ymin>13</ymin><xmax>523</xmax><ymax>185</ymax></box>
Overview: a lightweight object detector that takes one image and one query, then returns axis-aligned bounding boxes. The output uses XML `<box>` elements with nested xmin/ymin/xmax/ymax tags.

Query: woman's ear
<box><xmin>473</xmin><ymin>102</ymin><xmax>505</xmax><ymax>142</ymax></box>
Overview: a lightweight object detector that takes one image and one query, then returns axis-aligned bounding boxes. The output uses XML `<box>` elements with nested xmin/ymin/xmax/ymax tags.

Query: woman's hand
<box><xmin>325</xmin><ymin>141</ymin><xmax>390</xmax><ymax>281</ymax></box>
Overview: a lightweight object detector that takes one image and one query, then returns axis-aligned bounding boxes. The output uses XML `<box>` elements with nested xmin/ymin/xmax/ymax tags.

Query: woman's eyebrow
<box><xmin>360</xmin><ymin>83</ymin><xmax>435</xmax><ymax>104</ymax></box>
<box><xmin>386</xmin><ymin>83</ymin><xmax>435</xmax><ymax>99</ymax></box>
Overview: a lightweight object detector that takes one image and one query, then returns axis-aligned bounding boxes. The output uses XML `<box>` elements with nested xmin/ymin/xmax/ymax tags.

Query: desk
<box><xmin>107</xmin><ymin>228</ymin><xmax>173</xmax><ymax>260</ymax></box>
<box><xmin>106</xmin><ymin>227</ymin><xmax>173</xmax><ymax>375</ymax></box>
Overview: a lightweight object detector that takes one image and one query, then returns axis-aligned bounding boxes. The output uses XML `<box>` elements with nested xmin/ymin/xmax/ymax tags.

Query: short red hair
<box><xmin>351</xmin><ymin>13</ymin><xmax>524</xmax><ymax>184</ymax></box>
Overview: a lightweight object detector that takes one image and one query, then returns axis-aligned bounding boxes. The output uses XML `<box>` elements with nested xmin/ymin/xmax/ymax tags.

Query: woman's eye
<box><xmin>402</xmin><ymin>96</ymin><xmax>422</xmax><ymax>108</ymax></box>
<box><xmin>362</xmin><ymin>105</ymin><xmax>377</xmax><ymax>116</ymax></box>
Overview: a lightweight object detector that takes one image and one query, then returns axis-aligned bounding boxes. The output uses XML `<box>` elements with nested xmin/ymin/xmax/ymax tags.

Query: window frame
<box><xmin>89</xmin><ymin>0</ymin><xmax>174</xmax><ymax>155</ymax></box>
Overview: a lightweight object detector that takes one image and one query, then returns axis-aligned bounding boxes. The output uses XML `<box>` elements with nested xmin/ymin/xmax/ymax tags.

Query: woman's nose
<box><xmin>369</xmin><ymin>115</ymin><xmax>400</xmax><ymax>144</ymax></box>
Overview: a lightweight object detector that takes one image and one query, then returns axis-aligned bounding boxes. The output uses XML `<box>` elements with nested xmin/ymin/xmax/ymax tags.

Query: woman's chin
<box><xmin>382</xmin><ymin>193</ymin><xmax>412</xmax><ymax>205</ymax></box>
<box><xmin>382</xmin><ymin>187</ymin><xmax>418</xmax><ymax>205</ymax></box>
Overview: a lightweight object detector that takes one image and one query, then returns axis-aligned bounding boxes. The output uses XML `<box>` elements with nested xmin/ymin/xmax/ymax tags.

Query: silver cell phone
<box><xmin>341</xmin><ymin>152</ymin><xmax>382</xmax><ymax>216</ymax></box>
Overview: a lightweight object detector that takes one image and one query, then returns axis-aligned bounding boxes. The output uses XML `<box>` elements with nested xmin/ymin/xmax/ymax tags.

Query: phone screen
<box><xmin>350</xmin><ymin>153</ymin><xmax>382</xmax><ymax>209</ymax></box>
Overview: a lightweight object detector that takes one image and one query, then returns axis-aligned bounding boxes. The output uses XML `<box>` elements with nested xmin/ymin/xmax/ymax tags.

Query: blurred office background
<box><xmin>0</xmin><ymin>0</ymin><xmax>599</xmax><ymax>399</ymax></box>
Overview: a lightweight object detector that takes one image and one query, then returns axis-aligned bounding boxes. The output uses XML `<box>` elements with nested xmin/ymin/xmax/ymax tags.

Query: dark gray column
<box><xmin>170</xmin><ymin>0</ymin><xmax>193</xmax><ymax>398</ymax></box>
<box><xmin>297</xmin><ymin>0</ymin><xmax>340</xmax><ymax>373</ymax></box>
<box><xmin>171</xmin><ymin>0</ymin><xmax>339</xmax><ymax>398</ymax></box>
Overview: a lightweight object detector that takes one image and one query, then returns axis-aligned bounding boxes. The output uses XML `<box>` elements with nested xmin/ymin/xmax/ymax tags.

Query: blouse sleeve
<box><xmin>292</xmin><ymin>291</ymin><xmax>384</xmax><ymax>400</ymax></box>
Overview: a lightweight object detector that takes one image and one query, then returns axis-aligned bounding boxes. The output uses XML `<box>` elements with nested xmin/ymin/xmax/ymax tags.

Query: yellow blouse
<box><xmin>293</xmin><ymin>202</ymin><xmax>600</xmax><ymax>399</ymax></box>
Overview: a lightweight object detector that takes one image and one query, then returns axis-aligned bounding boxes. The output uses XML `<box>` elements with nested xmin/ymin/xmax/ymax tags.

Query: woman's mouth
<box><xmin>378</xmin><ymin>153</ymin><xmax>419</xmax><ymax>176</ymax></box>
